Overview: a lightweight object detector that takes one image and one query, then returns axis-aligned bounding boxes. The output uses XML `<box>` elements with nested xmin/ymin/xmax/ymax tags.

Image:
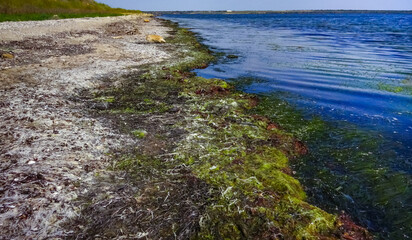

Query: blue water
<box><xmin>162</xmin><ymin>13</ymin><xmax>412</xmax><ymax>238</ymax></box>
<box><xmin>164</xmin><ymin>13</ymin><xmax>412</xmax><ymax>143</ymax></box>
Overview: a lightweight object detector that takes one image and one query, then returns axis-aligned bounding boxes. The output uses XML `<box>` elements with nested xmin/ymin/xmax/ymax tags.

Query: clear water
<box><xmin>162</xmin><ymin>13</ymin><xmax>412</xmax><ymax>238</ymax></box>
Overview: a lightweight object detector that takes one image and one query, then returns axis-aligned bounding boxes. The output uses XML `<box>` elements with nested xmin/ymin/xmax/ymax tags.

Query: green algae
<box><xmin>377</xmin><ymin>82</ymin><xmax>403</xmax><ymax>93</ymax></box>
<box><xmin>69</xmin><ymin>19</ymin><xmax>371</xmax><ymax>239</ymax></box>
<box><xmin>227</xmin><ymin>76</ymin><xmax>269</xmax><ymax>91</ymax></box>
<box><xmin>376</xmin><ymin>76</ymin><xmax>412</xmax><ymax>95</ymax></box>
<box><xmin>243</xmin><ymin>93</ymin><xmax>412</xmax><ymax>238</ymax></box>
<box><xmin>166</xmin><ymin>69</ymin><xmax>345</xmax><ymax>237</ymax></box>
<box><xmin>94</xmin><ymin>95</ymin><xmax>115</xmax><ymax>103</ymax></box>
<box><xmin>171</xmin><ymin>89</ymin><xmax>342</xmax><ymax>238</ymax></box>
<box><xmin>131</xmin><ymin>129</ymin><xmax>146</xmax><ymax>139</ymax></box>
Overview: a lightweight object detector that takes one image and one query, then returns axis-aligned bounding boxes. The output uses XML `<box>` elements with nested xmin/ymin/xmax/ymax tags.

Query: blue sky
<box><xmin>96</xmin><ymin>0</ymin><xmax>412</xmax><ymax>11</ymax></box>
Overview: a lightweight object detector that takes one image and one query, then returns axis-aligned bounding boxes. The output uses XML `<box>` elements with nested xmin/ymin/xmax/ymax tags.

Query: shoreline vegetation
<box><xmin>0</xmin><ymin>0</ymin><xmax>141</xmax><ymax>22</ymax></box>
<box><xmin>65</xmin><ymin>19</ymin><xmax>371</xmax><ymax>239</ymax></box>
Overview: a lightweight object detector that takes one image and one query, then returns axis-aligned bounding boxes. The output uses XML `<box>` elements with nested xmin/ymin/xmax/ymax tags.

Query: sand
<box><xmin>0</xmin><ymin>15</ymin><xmax>172</xmax><ymax>238</ymax></box>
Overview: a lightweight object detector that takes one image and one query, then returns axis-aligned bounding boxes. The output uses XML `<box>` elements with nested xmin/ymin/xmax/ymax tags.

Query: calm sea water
<box><xmin>162</xmin><ymin>13</ymin><xmax>412</xmax><ymax>238</ymax></box>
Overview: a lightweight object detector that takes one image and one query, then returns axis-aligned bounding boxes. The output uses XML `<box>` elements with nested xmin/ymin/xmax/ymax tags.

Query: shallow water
<box><xmin>162</xmin><ymin>13</ymin><xmax>412</xmax><ymax>238</ymax></box>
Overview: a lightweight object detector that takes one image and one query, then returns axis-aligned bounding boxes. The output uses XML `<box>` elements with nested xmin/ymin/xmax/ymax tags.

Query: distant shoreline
<box><xmin>150</xmin><ymin>10</ymin><xmax>412</xmax><ymax>15</ymax></box>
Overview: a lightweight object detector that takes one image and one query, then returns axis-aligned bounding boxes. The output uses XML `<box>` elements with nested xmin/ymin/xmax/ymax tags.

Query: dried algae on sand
<box><xmin>0</xmin><ymin>14</ymin><xmax>171</xmax><ymax>239</ymax></box>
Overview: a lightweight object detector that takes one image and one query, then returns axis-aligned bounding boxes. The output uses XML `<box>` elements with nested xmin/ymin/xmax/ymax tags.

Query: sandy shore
<box><xmin>0</xmin><ymin>15</ymin><xmax>172</xmax><ymax>238</ymax></box>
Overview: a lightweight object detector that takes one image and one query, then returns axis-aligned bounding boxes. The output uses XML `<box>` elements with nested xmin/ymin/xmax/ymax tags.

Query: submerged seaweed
<box><xmin>247</xmin><ymin>94</ymin><xmax>412</xmax><ymax>239</ymax></box>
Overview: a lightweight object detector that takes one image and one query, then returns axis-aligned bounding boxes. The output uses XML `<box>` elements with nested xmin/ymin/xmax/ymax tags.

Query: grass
<box><xmin>0</xmin><ymin>0</ymin><xmax>141</xmax><ymax>22</ymax></box>
<box><xmin>0</xmin><ymin>13</ymin><xmax>123</xmax><ymax>22</ymax></box>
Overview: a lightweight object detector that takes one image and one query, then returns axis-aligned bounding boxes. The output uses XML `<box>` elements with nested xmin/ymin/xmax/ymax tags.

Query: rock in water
<box><xmin>146</xmin><ymin>35</ymin><xmax>166</xmax><ymax>43</ymax></box>
<box><xmin>1</xmin><ymin>53</ymin><xmax>14</xmax><ymax>59</ymax></box>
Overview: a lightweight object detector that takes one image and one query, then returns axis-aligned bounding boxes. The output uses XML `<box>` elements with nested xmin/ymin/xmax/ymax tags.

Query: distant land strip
<box><xmin>151</xmin><ymin>10</ymin><xmax>412</xmax><ymax>15</ymax></box>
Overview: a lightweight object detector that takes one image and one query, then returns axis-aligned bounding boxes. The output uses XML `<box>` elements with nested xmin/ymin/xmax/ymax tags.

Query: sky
<box><xmin>96</xmin><ymin>0</ymin><xmax>412</xmax><ymax>11</ymax></box>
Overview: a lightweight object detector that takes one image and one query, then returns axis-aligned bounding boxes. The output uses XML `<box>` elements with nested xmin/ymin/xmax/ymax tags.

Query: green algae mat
<box><xmin>66</xmin><ymin>20</ymin><xmax>371</xmax><ymax>239</ymax></box>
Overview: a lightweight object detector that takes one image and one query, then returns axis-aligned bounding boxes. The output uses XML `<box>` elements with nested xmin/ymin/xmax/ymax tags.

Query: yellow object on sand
<box><xmin>146</xmin><ymin>35</ymin><xmax>166</xmax><ymax>43</ymax></box>
<box><xmin>144</xmin><ymin>19</ymin><xmax>150</xmax><ymax>23</ymax></box>
<box><xmin>2</xmin><ymin>53</ymin><xmax>14</xmax><ymax>59</ymax></box>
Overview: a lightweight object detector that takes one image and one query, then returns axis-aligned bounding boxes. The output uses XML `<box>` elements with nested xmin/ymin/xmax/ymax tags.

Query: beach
<box><xmin>0</xmin><ymin>14</ymin><xmax>172</xmax><ymax>238</ymax></box>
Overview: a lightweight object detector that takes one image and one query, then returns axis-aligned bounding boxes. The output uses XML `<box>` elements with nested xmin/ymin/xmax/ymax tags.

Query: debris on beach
<box><xmin>1</xmin><ymin>53</ymin><xmax>14</xmax><ymax>59</ymax></box>
<box><xmin>146</xmin><ymin>34</ymin><xmax>166</xmax><ymax>43</ymax></box>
